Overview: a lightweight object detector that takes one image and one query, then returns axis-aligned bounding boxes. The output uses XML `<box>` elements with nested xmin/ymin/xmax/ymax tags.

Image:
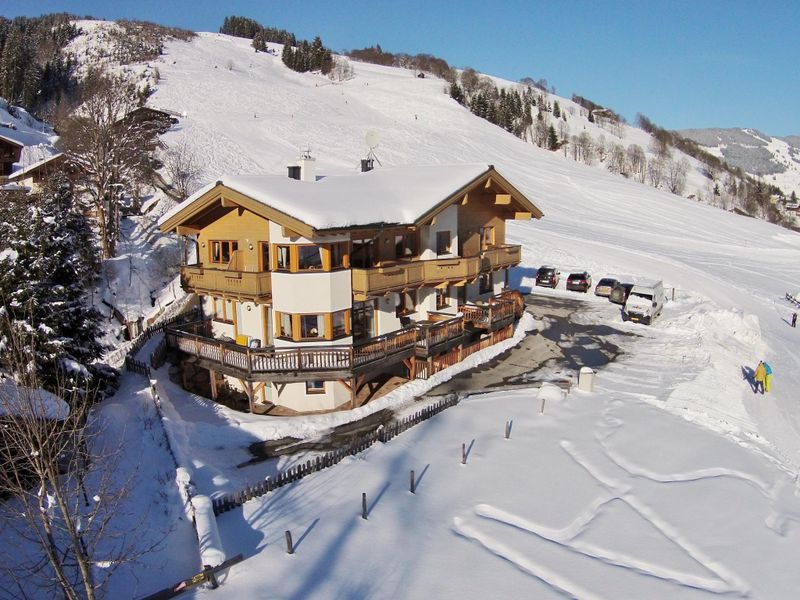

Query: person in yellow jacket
<box><xmin>754</xmin><ymin>361</ymin><xmax>766</xmax><ymax>394</ymax></box>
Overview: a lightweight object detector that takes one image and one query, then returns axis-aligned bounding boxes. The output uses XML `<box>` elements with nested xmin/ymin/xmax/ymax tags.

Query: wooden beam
<box><xmin>461</xmin><ymin>193</ymin><xmax>469</xmax><ymax>205</ymax></box>
<box><xmin>209</xmin><ymin>369</ymin><xmax>218</xmax><ymax>400</ymax></box>
<box><xmin>220</xmin><ymin>197</ymin><xmax>239</xmax><ymax>208</ymax></box>
<box><xmin>282</xmin><ymin>226</ymin><xmax>302</xmax><ymax>239</ymax></box>
<box><xmin>176</xmin><ymin>225</ymin><xmax>200</xmax><ymax>235</ymax></box>
<box><xmin>495</xmin><ymin>193</ymin><xmax>512</xmax><ymax>205</ymax></box>
<box><xmin>484</xmin><ymin>177</ymin><xmax>493</xmax><ymax>189</ymax></box>
<box><xmin>514</xmin><ymin>211</ymin><xmax>532</xmax><ymax>220</ymax></box>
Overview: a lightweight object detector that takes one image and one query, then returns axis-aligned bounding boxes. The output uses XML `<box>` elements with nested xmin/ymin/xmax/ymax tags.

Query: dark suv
<box><xmin>535</xmin><ymin>266</ymin><xmax>560</xmax><ymax>288</ymax></box>
<box><xmin>566</xmin><ymin>272</ymin><xmax>592</xmax><ymax>293</ymax></box>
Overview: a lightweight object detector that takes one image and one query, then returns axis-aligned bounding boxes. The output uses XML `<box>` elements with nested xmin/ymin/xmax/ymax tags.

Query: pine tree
<box><xmin>553</xmin><ymin>101</ymin><xmax>561</xmax><ymax>119</ymax></box>
<box><xmin>0</xmin><ymin>176</ymin><xmax>102</xmax><ymax>388</ymax></box>
<box><xmin>547</xmin><ymin>125</ymin><xmax>559</xmax><ymax>150</ymax></box>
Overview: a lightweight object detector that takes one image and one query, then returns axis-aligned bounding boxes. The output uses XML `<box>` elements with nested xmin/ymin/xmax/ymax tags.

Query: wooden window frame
<box><xmin>352</xmin><ymin>300</ymin><xmax>376</xmax><ymax>341</ymax></box>
<box><xmin>273</xmin><ymin>244</ymin><xmax>293</xmax><ymax>272</ymax></box>
<box><xmin>212</xmin><ymin>297</ymin><xmax>234</xmax><ymax>324</ymax></box>
<box><xmin>271</xmin><ymin>242</ymin><xmax>350</xmax><ymax>273</ymax></box>
<box><xmin>305</xmin><ymin>381</ymin><xmax>326</xmax><ymax>395</ymax></box>
<box><xmin>297</xmin><ymin>244</ymin><xmax>324</xmax><ymax>271</ymax></box>
<box><xmin>274</xmin><ymin>309</ymin><xmax>351</xmax><ymax>342</ymax></box>
<box><xmin>209</xmin><ymin>240</ymin><xmax>238</xmax><ymax>265</ymax></box>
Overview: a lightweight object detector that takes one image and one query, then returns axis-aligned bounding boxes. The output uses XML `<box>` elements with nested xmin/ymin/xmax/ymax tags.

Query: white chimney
<box><xmin>298</xmin><ymin>150</ymin><xmax>316</xmax><ymax>182</ymax></box>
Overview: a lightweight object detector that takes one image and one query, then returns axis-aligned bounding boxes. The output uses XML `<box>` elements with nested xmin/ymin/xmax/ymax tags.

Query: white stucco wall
<box><xmin>272</xmin><ymin>270</ymin><xmax>352</xmax><ymax>314</ymax></box>
<box><xmin>270</xmin><ymin>380</ymin><xmax>350</xmax><ymax>412</ymax></box>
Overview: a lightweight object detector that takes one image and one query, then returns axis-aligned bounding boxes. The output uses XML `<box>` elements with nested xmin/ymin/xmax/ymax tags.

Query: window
<box><xmin>210</xmin><ymin>240</ymin><xmax>238</xmax><ymax>264</ymax></box>
<box><xmin>332</xmin><ymin>309</ymin><xmax>349</xmax><ymax>338</ymax></box>
<box><xmin>394</xmin><ymin>233</ymin><xmax>416</xmax><ymax>259</ymax></box>
<box><xmin>396</xmin><ymin>290</ymin><xmax>417</xmax><ymax>317</ymax></box>
<box><xmin>435</xmin><ymin>286</ymin><xmax>450</xmax><ymax>310</ymax></box>
<box><xmin>300</xmin><ymin>314</ymin><xmax>325</xmax><ymax>339</ymax></box>
<box><xmin>275</xmin><ymin>245</ymin><xmax>291</xmax><ymax>271</ymax></box>
<box><xmin>278</xmin><ymin>312</ymin><xmax>292</xmax><ymax>338</ymax></box>
<box><xmin>212</xmin><ymin>297</ymin><xmax>228</xmax><ymax>322</ymax></box>
<box><xmin>259</xmin><ymin>242</ymin><xmax>270</xmax><ymax>272</ymax></box>
<box><xmin>330</xmin><ymin>242</ymin><xmax>349</xmax><ymax>270</ymax></box>
<box><xmin>298</xmin><ymin>245</ymin><xmax>323</xmax><ymax>270</ymax></box>
<box><xmin>479</xmin><ymin>273</ymin><xmax>493</xmax><ymax>294</ymax></box>
<box><xmin>352</xmin><ymin>301</ymin><xmax>375</xmax><ymax>341</ymax></box>
<box><xmin>436</xmin><ymin>231</ymin><xmax>451</xmax><ymax>256</ymax></box>
<box><xmin>305</xmin><ymin>381</ymin><xmax>325</xmax><ymax>394</ymax></box>
<box><xmin>480</xmin><ymin>226</ymin><xmax>495</xmax><ymax>251</ymax></box>
<box><xmin>351</xmin><ymin>238</ymin><xmax>376</xmax><ymax>268</ymax></box>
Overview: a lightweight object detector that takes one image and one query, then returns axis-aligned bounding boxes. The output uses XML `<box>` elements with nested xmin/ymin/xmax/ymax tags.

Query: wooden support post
<box><xmin>361</xmin><ymin>492</ymin><xmax>368</xmax><ymax>520</ymax></box>
<box><xmin>246</xmin><ymin>380</ymin><xmax>255</xmax><ymax>414</ymax></box>
<box><xmin>410</xmin><ymin>470</ymin><xmax>416</xmax><ymax>494</ymax></box>
<box><xmin>209</xmin><ymin>369</ymin><xmax>218</xmax><ymax>400</ymax></box>
<box><xmin>285</xmin><ymin>530</ymin><xmax>294</xmax><ymax>554</ymax></box>
<box><xmin>461</xmin><ymin>442</ymin><xmax>467</xmax><ymax>465</ymax></box>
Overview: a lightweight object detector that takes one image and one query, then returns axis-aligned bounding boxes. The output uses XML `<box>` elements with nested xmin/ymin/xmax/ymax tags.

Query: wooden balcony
<box><xmin>181</xmin><ymin>264</ymin><xmax>272</xmax><ymax>302</ymax></box>
<box><xmin>166</xmin><ymin>322</ymin><xmax>418</xmax><ymax>382</ymax></box>
<box><xmin>351</xmin><ymin>245</ymin><xmax>521</xmax><ymax>300</ymax></box>
<box><xmin>460</xmin><ymin>298</ymin><xmax>517</xmax><ymax>331</ymax></box>
<box><xmin>416</xmin><ymin>315</ymin><xmax>465</xmax><ymax>357</ymax></box>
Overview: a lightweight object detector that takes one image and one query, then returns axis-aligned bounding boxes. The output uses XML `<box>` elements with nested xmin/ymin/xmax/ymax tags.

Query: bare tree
<box><xmin>595</xmin><ymin>134</ymin><xmax>608</xmax><ymax>162</ymax></box>
<box><xmin>665</xmin><ymin>157</ymin><xmax>690</xmax><ymax>195</ymax></box>
<box><xmin>647</xmin><ymin>156</ymin><xmax>665</xmax><ymax>188</ymax></box>
<box><xmin>58</xmin><ymin>72</ymin><xmax>158</xmax><ymax>259</ymax></box>
<box><xmin>576</xmin><ymin>131</ymin><xmax>594</xmax><ymax>165</ymax></box>
<box><xmin>626</xmin><ymin>144</ymin><xmax>646</xmax><ymax>183</ymax></box>
<box><xmin>607</xmin><ymin>143</ymin><xmax>627</xmax><ymax>175</ymax></box>
<box><xmin>162</xmin><ymin>140</ymin><xmax>204</xmax><ymax>201</ymax></box>
<box><xmin>0</xmin><ymin>327</ymin><xmax>151</xmax><ymax>600</ymax></box>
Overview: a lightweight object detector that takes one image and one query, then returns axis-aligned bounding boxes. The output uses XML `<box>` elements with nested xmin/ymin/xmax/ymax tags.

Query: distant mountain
<box><xmin>679</xmin><ymin>128</ymin><xmax>800</xmax><ymax>195</ymax></box>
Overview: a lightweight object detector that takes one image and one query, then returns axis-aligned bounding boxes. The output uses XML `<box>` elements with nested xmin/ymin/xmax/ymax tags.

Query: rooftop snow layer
<box><xmin>160</xmin><ymin>163</ymin><xmax>491</xmax><ymax>230</ymax></box>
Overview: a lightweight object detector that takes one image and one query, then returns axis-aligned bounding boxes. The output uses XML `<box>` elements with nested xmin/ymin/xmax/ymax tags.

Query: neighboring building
<box><xmin>159</xmin><ymin>158</ymin><xmax>543</xmax><ymax>414</ymax></box>
<box><xmin>7</xmin><ymin>153</ymin><xmax>66</xmax><ymax>193</ymax></box>
<box><xmin>0</xmin><ymin>134</ymin><xmax>23</xmax><ymax>177</ymax></box>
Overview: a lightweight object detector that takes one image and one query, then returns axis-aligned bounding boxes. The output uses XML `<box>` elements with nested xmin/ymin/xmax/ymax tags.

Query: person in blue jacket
<box><xmin>764</xmin><ymin>361</ymin><xmax>773</xmax><ymax>393</ymax></box>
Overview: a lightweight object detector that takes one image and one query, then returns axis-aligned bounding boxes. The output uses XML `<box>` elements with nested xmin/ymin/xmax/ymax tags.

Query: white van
<box><xmin>623</xmin><ymin>280</ymin><xmax>665</xmax><ymax>325</ymax></box>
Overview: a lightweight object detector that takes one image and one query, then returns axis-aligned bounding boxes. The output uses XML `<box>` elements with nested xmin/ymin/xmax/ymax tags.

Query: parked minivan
<box><xmin>623</xmin><ymin>280</ymin><xmax>665</xmax><ymax>325</ymax></box>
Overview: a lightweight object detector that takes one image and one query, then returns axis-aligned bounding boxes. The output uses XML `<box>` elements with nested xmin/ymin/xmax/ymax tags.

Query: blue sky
<box><xmin>5</xmin><ymin>0</ymin><xmax>799</xmax><ymax>135</ymax></box>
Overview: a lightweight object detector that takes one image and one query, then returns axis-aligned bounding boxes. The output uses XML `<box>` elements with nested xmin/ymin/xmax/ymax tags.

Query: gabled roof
<box><xmin>8</xmin><ymin>152</ymin><xmax>64</xmax><ymax>180</ymax></box>
<box><xmin>159</xmin><ymin>163</ymin><xmax>543</xmax><ymax>236</ymax></box>
<box><xmin>0</xmin><ymin>133</ymin><xmax>24</xmax><ymax>148</ymax></box>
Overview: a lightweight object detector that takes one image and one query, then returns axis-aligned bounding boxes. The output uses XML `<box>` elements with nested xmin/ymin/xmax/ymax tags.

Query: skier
<box><xmin>764</xmin><ymin>361</ymin><xmax>773</xmax><ymax>393</ymax></box>
<box><xmin>792</xmin><ymin>312</ymin><xmax>797</xmax><ymax>328</ymax></box>
<box><xmin>754</xmin><ymin>361</ymin><xmax>766</xmax><ymax>394</ymax></box>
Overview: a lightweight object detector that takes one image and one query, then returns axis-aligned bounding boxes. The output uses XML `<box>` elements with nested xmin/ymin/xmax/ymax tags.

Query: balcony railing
<box><xmin>351</xmin><ymin>245</ymin><xmax>521</xmax><ymax>300</ymax></box>
<box><xmin>460</xmin><ymin>298</ymin><xmax>516</xmax><ymax>329</ymax></box>
<box><xmin>416</xmin><ymin>316</ymin><xmax>465</xmax><ymax>351</ymax></box>
<box><xmin>181</xmin><ymin>265</ymin><xmax>272</xmax><ymax>300</ymax></box>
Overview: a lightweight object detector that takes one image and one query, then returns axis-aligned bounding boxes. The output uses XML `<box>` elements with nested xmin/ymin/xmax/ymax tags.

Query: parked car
<box><xmin>535</xmin><ymin>266</ymin><xmax>560</xmax><ymax>288</ymax></box>
<box><xmin>609</xmin><ymin>282</ymin><xmax>634</xmax><ymax>305</ymax></box>
<box><xmin>623</xmin><ymin>280</ymin><xmax>666</xmax><ymax>325</ymax></box>
<box><xmin>594</xmin><ymin>277</ymin><xmax>619</xmax><ymax>297</ymax></box>
<box><xmin>566</xmin><ymin>271</ymin><xmax>592</xmax><ymax>293</ymax></box>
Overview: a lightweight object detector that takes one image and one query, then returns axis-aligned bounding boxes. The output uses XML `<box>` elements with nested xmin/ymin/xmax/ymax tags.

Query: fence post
<box><xmin>361</xmin><ymin>492</ymin><xmax>368</xmax><ymax>520</ymax></box>
<box><xmin>410</xmin><ymin>470</ymin><xmax>416</xmax><ymax>494</ymax></box>
<box><xmin>504</xmin><ymin>420</ymin><xmax>512</xmax><ymax>439</ymax></box>
<box><xmin>461</xmin><ymin>442</ymin><xmax>467</xmax><ymax>465</ymax></box>
<box><xmin>285</xmin><ymin>530</ymin><xmax>294</xmax><ymax>554</ymax></box>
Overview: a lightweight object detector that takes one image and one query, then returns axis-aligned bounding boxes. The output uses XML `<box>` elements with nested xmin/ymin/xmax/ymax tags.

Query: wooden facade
<box><xmin>160</xmin><ymin>164</ymin><xmax>541</xmax><ymax>414</ymax></box>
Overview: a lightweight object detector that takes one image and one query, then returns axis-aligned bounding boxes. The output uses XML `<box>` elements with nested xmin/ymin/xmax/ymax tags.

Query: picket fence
<box><xmin>212</xmin><ymin>393</ymin><xmax>461</xmax><ymax>515</ymax></box>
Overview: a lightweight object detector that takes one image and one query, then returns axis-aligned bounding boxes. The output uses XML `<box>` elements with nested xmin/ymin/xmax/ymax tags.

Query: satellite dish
<box><xmin>364</xmin><ymin>130</ymin><xmax>382</xmax><ymax>166</ymax></box>
<box><xmin>365</xmin><ymin>130</ymin><xmax>380</xmax><ymax>151</ymax></box>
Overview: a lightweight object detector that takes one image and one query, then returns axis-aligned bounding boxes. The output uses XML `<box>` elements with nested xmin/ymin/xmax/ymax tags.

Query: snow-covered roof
<box><xmin>8</xmin><ymin>152</ymin><xmax>63</xmax><ymax>179</ymax></box>
<box><xmin>161</xmin><ymin>163</ymin><xmax>499</xmax><ymax>231</ymax></box>
<box><xmin>0</xmin><ymin>133</ymin><xmax>24</xmax><ymax>148</ymax></box>
<box><xmin>0</xmin><ymin>377</ymin><xmax>70</xmax><ymax>420</ymax></box>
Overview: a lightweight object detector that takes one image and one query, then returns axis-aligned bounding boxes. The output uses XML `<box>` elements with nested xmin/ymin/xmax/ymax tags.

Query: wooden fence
<box><xmin>212</xmin><ymin>393</ymin><xmax>461</xmax><ymax>515</ymax></box>
<box><xmin>122</xmin><ymin>307</ymin><xmax>201</xmax><ymax>378</ymax></box>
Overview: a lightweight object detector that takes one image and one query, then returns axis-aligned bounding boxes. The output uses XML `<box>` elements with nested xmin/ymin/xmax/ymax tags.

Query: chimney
<box><xmin>287</xmin><ymin>150</ymin><xmax>316</xmax><ymax>181</ymax></box>
<box><xmin>360</xmin><ymin>158</ymin><xmax>374</xmax><ymax>173</ymax></box>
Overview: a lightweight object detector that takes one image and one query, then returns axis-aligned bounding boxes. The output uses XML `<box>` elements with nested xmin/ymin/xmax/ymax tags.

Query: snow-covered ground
<box><xmin>5</xmin><ymin>29</ymin><xmax>800</xmax><ymax>598</ymax></box>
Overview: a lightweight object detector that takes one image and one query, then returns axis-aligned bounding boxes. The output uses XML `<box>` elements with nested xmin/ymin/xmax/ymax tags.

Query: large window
<box><xmin>394</xmin><ymin>233</ymin><xmax>416</xmax><ymax>259</ymax></box>
<box><xmin>352</xmin><ymin>301</ymin><xmax>375</xmax><ymax>341</ymax></box>
<box><xmin>436</xmin><ymin>231</ymin><xmax>451</xmax><ymax>256</ymax></box>
<box><xmin>298</xmin><ymin>245</ymin><xmax>323</xmax><ymax>270</ymax></box>
<box><xmin>212</xmin><ymin>297</ymin><xmax>234</xmax><ymax>323</ymax></box>
<box><xmin>210</xmin><ymin>240</ymin><xmax>238</xmax><ymax>264</ymax></box>
<box><xmin>275</xmin><ymin>309</ymin><xmax>350</xmax><ymax>341</ymax></box>
<box><xmin>351</xmin><ymin>238</ymin><xmax>376</xmax><ymax>268</ymax></box>
<box><xmin>300</xmin><ymin>314</ymin><xmax>326</xmax><ymax>339</ymax></box>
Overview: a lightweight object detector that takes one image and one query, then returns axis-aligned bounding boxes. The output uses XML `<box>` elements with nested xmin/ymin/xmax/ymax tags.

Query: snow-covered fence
<box><xmin>104</xmin><ymin>296</ymin><xmax>199</xmax><ymax>368</ymax></box>
<box><xmin>124</xmin><ymin>356</ymin><xmax>150</xmax><ymax>377</ymax></box>
<box><xmin>786</xmin><ymin>292</ymin><xmax>800</xmax><ymax>307</ymax></box>
<box><xmin>212</xmin><ymin>393</ymin><xmax>462</xmax><ymax>515</ymax></box>
<box><xmin>150</xmin><ymin>337</ymin><xmax>167</xmax><ymax>370</ymax></box>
